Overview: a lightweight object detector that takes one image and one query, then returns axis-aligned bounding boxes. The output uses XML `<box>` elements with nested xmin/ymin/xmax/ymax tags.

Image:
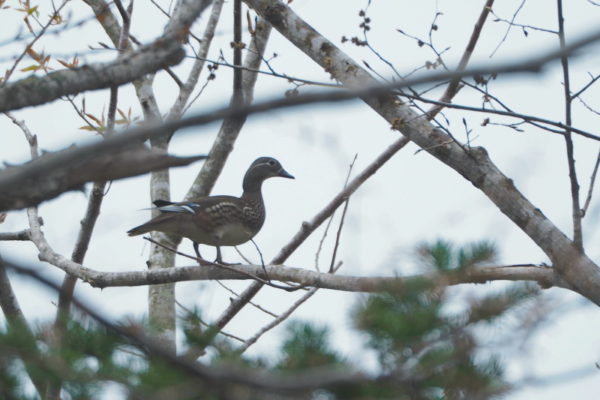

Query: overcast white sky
<box><xmin>1</xmin><ymin>0</ymin><xmax>600</xmax><ymax>398</ymax></box>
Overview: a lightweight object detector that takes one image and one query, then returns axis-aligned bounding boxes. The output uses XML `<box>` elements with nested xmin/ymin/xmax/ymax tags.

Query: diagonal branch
<box><xmin>206</xmin><ymin>137</ymin><xmax>409</xmax><ymax>344</ymax></box>
<box><xmin>0</xmin><ymin>39</ymin><xmax>182</xmax><ymax>113</ymax></box>
<box><xmin>52</xmin><ymin>10</ymin><xmax>137</xmax><ymax>394</ymax></box>
<box><xmin>0</xmin><ymin>0</ymin><xmax>212</xmax><ymax>113</ymax></box>
<box><xmin>0</xmin><ymin>254</ymin><xmax>46</xmax><ymax>397</ymax></box>
<box><xmin>0</xmin><ymin>145</ymin><xmax>205</xmax><ymax>212</ymax></box>
<box><xmin>243</xmin><ymin>0</ymin><xmax>600</xmax><ymax>306</ymax></box>
<box><xmin>184</xmin><ymin>17</ymin><xmax>273</xmax><ymax>201</ymax></box>
<box><xmin>556</xmin><ymin>0</ymin><xmax>583</xmax><ymax>250</ymax></box>
<box><xmin>2</xmin><ymin>28</ymin><xmax>599</xmax><ymax>210</ymax></box>
<box><xmin>427</xmin><ymin>0</ymin><xmax>495</xmax><ymax>119</ymax></box>
<box><xmin>168</xmin><ymin>0</ymin><xmax>226</xmax><ymax>120</ymax></box>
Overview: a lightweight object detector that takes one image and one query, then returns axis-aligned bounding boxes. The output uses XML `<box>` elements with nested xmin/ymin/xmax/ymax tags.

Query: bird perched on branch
<box><xmin>127</xmin><ymin>157</ymin><xmax>294</xmax><ymax>264</ymax></box>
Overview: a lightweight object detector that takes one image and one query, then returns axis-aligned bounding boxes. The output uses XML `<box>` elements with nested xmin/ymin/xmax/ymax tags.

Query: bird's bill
<box><xmin>278</xmin><ymin>168</ymin><xmax>294</xmax><ymax>179</ymax></box>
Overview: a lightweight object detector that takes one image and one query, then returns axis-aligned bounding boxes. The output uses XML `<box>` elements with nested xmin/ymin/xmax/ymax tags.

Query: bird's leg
<box><xmin>213</xmin><ymin>246</ymin><xmax>240</xmax><ymax>265</ymax></box>
<box><xmin>214</xmin><ymin>246</ymin><xmax>223</xmax><ymax>264</ymax></box>
<box><xmin>193</xmin><ymin>242</ymin><xmax>210</xmax><ymax>266</ymax></box>
<box><xmin>250</xmin><ymin>239</ymin><xmax>269</xmax><ymax>281</ymax></box>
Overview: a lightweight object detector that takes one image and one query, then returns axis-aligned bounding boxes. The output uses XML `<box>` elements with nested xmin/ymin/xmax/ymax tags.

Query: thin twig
<box><xmin>570</xmin><ymin>72</ymin><xmax>600</xmax><ymax>100</ymax></box>
<box><xmin>1</xmin><ymin>0</ymin><xmax>70</xmax><ymax>85</ymax></box>
<box><xmin>328</xmin><ymin>155</ymin><xmax>357</xmax><ymax>273</ymax></box>
<box><xmin>557</xmin><ymin>0</ymin><xmax>583</xmax><ymax>250</ymax></box>
<box><xmin>581</xmin><ymin>148</ymin><xmax>600</xmax><ymax>217</ymax></box>
<box><xmin>402</xmin><ymin>92</ymin><xmax>600</xmax><ymax>141</ymax></box>
<box><xmin>427</xmin><ymin>0</ymin><xmax>495</xmax><ymax>120</ymax></box>
<box><xmin>176</xmin><ymin>300</ymin><xmax>245</xmax><ymax>343</ymax></box>
<box><xmin>314</xmin><ymin>212</ymin><xmax>336</xmax><ymax>272</ymax></box>
<box><xmin>490</xmin><ymin>0</ymin><xmax>527</xmax><ymax>57</ymax></box>
<box><xmin>214</xmin><ymin>280</ymin><xmax>278</xmax><ymax>318</ymax></box>
<box><xmin>236</xmin><ymin>261</ymin><xmax>344</xmax><ymax>355</ymax></box>
<box><xmin>168</xmin><ymin>0</ymin><xmax>225</xmax><ymax>120</ymax></box>
<box><xmin>250</xmin><ymin>238</ymin><xmax>268</xmax><ymax>278</ymax></box>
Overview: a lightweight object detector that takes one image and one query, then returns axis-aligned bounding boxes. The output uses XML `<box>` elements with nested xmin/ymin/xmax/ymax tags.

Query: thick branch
<box><xmin>0</xmin><ymin>146</ymin><xmax>205</xmax><ymax>211</ymax></box>
<box><xmin>0</xmin><ymin>40</ymin><xmax>182</xmax><ymax>113</ymax></box>
<box><xmin>0</xmin><ymin>0</ymin><xmax>211</xmax><ymax>113</ymax></box>
<box><xmin>0</xmin><ymin>229</ymin><xmax>31</xmax><ymax>241</ymax></box>
<box><xmin>7</xmin><ymin>256</ymin><xmax>560</xmax><ymax>292</ymax></box>
<box><xmin>3</xmin><ymin>257</ymin><xmax>366</xmax><ymax>394</ymax></box>
<box><xmin>207</xmin><ymin>137</ymin><xmax>406</xmax><ymax>338</ymax></box>
<box><xmin>0</xmin><ymin>30</ymin><xmax>596</xmax><ymax>211</ymax></box>
<box><xmin>0</xmin><ymin>256</ymin><xmax>46</xmax><ymax>397</ymax></box>
<box><xmin>244</xmin><ymin>0</ymin><xmax>600</xmax><ymax>306</ymax></box>
<box><xmin>185</xmin><ymin>18</ymin><xmax>273</xmax><ymax>201</ymax></box>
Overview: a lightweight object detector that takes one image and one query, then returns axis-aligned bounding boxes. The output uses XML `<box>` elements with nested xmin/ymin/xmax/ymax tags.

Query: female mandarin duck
<box><xmin>127</xmin><ymin>157</ymin><xmax>294</xmax><ymax>263</ymax></box>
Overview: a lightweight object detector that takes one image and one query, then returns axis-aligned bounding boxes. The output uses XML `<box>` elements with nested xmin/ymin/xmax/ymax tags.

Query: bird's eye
<box><xmin>268</xmin><ymin>160</ymin><xmax>276</xmax><ymax>166</ymax></box>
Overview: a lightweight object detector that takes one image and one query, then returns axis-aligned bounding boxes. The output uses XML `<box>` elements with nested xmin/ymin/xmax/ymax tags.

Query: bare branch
<box><xmin>427</xmin><ymin>0</ymin><xmax>495</xmax><ymax>119</ymax></box>
<box><xmin>236</xmin><ymin>262</ymin><xmax>343</xmax><ymax>355</ymax></box>
<box><xmin>3</xmin><ymin>257</ymin><xmax>367</xmax><ymax>394</ymax></box>
<box><xmin>168</xmin><ymin>0</ymin><xmax>225</xmax><ymax>120</ymax></box>
<box><xmin>19</xmin><ymin>258</ymin><xmax>559</xmax><ymax>293</ymax></box>
<box><xmin>557</xmin><ymin>0</ymin><xmax>583</xmax><ymax>250</ymax></box>
<box><xmin>0</xmin><ymin>39</ymin><xmax>183</xmax><ymax>113</ymax></box>
<box><xmin>582</xmin><ymin>148</ymin><xmax>600</xmax><ymax>217</ymax></box>
<box><xmin>52</xmin><ymin>8</ymin><xmax>136</xmax><ymax>387</ymax></box>
<box><xmin>0</xmin><ymin>0</ymin><xmax>212</xmax><ymax>113</ymax></box>
<box><xmin>0</xmin><ymin>255</ymin><xmax>46</xmax><ymax>397</ymax></box>
<box><xmin>0</xmin><ymin>229</ymin><xmax>31</xmax><ymax>241</ymax></box>
<box><xmin>0</xmin><ymin>146</ymin><xmax>206</xmax><ymax>212</ymax></box>
<box><xmin>244</xmin><ymin>0</ymin><xmax>600</xmax><ymax>306</ymax></box>
<box><xmin>403</xmin><ymin>93</ymin><xmax>600</xmax><ymax>141</ymax></box>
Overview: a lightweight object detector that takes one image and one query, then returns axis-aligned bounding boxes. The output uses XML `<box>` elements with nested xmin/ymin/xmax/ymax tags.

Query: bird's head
<box><xmin>243</xmin><ymin>157</ymin><xmax>294</xmax><ymax>191</ymax></box>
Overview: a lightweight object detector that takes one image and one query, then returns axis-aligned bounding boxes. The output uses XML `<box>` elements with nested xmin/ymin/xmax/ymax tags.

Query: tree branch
<box><xmin>243</xmin><ymin>0</ymin><xmax>600</xmax><ymax>306</ymax></box>
<box><xmin>0</xmin><ymin>255</ymin><xmax>46</xmax><ymax>398</ymax></box>
<box><xmin>0</xmin><ymin>39</ymin><xmax>182</xmax><ymax>113</ymax></box>
<box><xmin>0</xmin><ymin>0</ymin><xmax>212</xmax><ymax>113</ymax></box>
<box><xmin>2</xmin><ymin>26</ymin><xmax>598</xmax><ymax>209</ymax></box>
<box><xmin>557</xmin><ymin>0</ymin><xmax>583</xmax><ymax>250</ymax></box>
<box><xmin>0</xmin><ymin>145</ymin><xmax>205</xmax><ymax>212</ymax></box>
<box><xmin>204</xmin><ymin>137</ymin><xmax>409</xmax><ymax>343</ymax></box>
<box><xmin>3</xmin><ymin>256</ymin><xmax>368</xmax><ymax>395</ymax></box>
<box><xmin>168</xmin><ymin>0</ymin><xmax>225</xmax><ymax>120</ymax></box>
<box><xmin>0</xmin><ymin>229</ymin><xmax>31</xmax><ymax>241</ymax></box>
<box><xmin>4</xmin><ymin>255</ymin><xmax>560</xmax><ymax>292</ymax></box>
<box><xmin>427</xmin><ymin>0</ymin><xmax>495</xmax><ymax>119</ymax></box>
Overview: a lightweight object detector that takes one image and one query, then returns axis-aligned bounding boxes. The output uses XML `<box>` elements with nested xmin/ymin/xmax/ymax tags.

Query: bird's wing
<box><xmin>155</xmin><ymin>201</ymin><xmax>200</xmax><ymax>214</ymax></box>
<box><xmin>155</xmin><ymin>196</ymin><xmax>246</xmax><ymax>224</ymax></box>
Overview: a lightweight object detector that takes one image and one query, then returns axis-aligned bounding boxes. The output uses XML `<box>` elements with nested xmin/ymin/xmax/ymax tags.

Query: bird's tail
<box><xmin>127</xmin><ymin>223</ymin><xmax>153</xmax><ymax>237</ymax></box>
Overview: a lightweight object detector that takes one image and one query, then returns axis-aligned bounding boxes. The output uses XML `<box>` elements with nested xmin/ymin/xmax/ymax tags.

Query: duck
<box><xmin>127</xmin><ymin>157</ymin><xmax>294</xmax><ymax>263</ymax></box>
